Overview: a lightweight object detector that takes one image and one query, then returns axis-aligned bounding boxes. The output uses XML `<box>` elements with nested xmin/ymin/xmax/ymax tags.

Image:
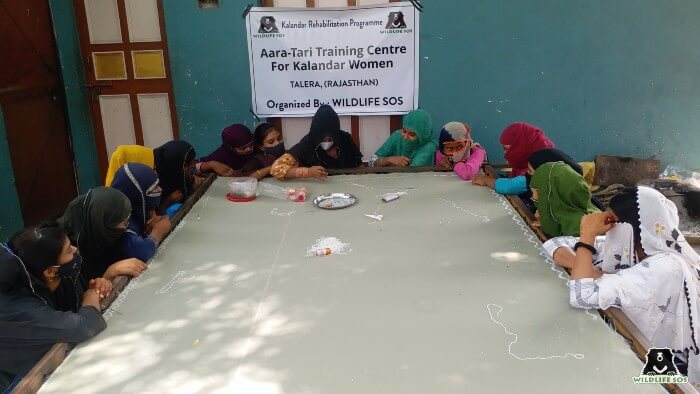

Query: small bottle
<box><xmin>315</xmin><ymin>248</ymin><xmax>332</xmax><ymax>256</ymax></box>
<box><xmin>382</xmin><ymin>193</ymin><xmax>400</xmax><ymax>203</ymax></box>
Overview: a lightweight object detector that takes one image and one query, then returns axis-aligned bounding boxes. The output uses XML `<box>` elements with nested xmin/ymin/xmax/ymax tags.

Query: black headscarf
<box><xmin>528</xmin><ymin>148</ymin><xmax>583</xmax><ymax>174</ymax></box>
<box><xmin>57</xmin><ymin>187</ymin><xmax>131</xmax><ymax>281</ymax></box>
<box><xmin>288</xmin><ymin>105</ymin><xmax>362</xmax><ymax>169</ymax></box>
<box><xmin>153</xmin><ymin>140</ymin><xmax>196</xmax><ymax>199</ymax></box>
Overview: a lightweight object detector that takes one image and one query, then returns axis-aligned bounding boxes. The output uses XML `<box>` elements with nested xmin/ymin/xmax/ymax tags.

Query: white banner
<box><xmin>245</xmin><ymin>2</ymin><xmax>419</xmax><ymax>117</ymax></box>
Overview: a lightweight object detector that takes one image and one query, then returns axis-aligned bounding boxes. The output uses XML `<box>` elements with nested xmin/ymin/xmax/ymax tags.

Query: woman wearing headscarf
<box><xmin>270</xmin><ymin>105</ymin><xmax>362</xmax><ymax>180</ymax></box>
<box><xmin>0</xmin><ymin>228</ymin><xmax>107</xmax><ymax>391</ymax></box>
<box><xmin>239</xmin><ymin>122</ymin><xmax>285</xmax><ymax>180</ymax></box>
<box><xmin>109</xmin><ymin>163</ymin><xmax>172</xmax><ymax>265</ymax></box>
<box><xmin>198</xmin><ymin>124</ymin><xmax>255</xmax><ymax>176</ymax></box>
<box><xmin>529</xmin><ymin>161</ymin><xmax>600</xmax><ymax>237</ymax></box>
<box><xmin>369</xmin><ymin>109</ymin><xmax>437</xmax><ymax>167</ymax></box>
<box><xmin>569</xmin><ymin>186</ymin><xmax>700</xmax><ymax>381</ymax></box>
<box><xmin>435</xmin><ymin>122</ymin><xmax>486</xmax><ymax>180</ymax></box>
<box><xmin>57</xmin><ymin>187</ymin><xmax>147</xmax><ymax>283</ymax></box>
<box><xmin>103</xmin><ymin>140</ymin><xmax>200</xmax><ymax>211</ymax></box>
<box><xmin>473</xmin><ymin>122</ymin><xmax>555</xmax><ymax>195</ymax></box>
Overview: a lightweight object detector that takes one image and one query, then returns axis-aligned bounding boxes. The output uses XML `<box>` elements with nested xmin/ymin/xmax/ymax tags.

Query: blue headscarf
<box><xmin>110</xmin><ymin>163</ymin><xmax>161</xmax><ymax>234</ymax></box>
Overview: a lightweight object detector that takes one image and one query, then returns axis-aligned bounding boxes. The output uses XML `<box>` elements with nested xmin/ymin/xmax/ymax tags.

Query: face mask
<box><xmin>53</xmin><ymin>254</ymin><xmax>82</xmax><ymax>279</ymax></box>
<box><xmin>263</xmin><ymin>143</ymin><xmax>285</xmax><ymax>157</ymax></box>
<box><xmin>451</xmin><ymin>148</ymin><xmax>468</xmax><ymax>162</ymax></box>
<box><xmin>320</xmin><ymin>141</ymin><xmax>334</xmax><ymax>151</ymax></box>
<box><xmin>186</xmin><ymin>166</ymin><xmax>196</xmax><ymax>179</ymax></box>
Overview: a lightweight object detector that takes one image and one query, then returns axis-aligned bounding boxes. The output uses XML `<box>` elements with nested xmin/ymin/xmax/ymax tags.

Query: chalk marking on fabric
<box><xmin>305</xmin><ymin>236</ymin><xmax>353</xmax><ymax>257</ymax></box>
<box><xmin>439</xmin><ymin>198</ymin><xmax>491</xmax><ymax>223</ymax></box>
<box><xmin>197</xmin><ymin>196</ymin><xmax>211</xmax><ymax>220</ymax></box>
<box><xmin>232</xmin><ymin>214</ymin><xmax>293</xmax><ymax>383</ymax></box>
<box><xmin>271</xmin><ymin>208</ymin><xmax>296</xmax><ymax>216</ymax></box>
<box><xmin>489</xmin><ymin>190</ymin><xmax>598</xmax><ymax>320</ymax></box>
<box><xmin>487</xmin><ymin>303</ymin><xmax>585</xmax><ymax>361</ymax></box>
<box><xmin>105</xmin><ymin>218</ymin><xmax>188</xmax><ymax>320</ymax></box>
<box><xmin>155</xmin><ymin>271</ymin><xmax>197</xmax><ymax>294</ymax></box>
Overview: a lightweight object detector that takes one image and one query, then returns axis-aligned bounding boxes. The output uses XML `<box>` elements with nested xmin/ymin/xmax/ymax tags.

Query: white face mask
<box><xmin>320</xmin><ymin>141</ymin><xmax>334</xmax><ymax>151</ymax></box>
<box><xmin>451</xmin><ymin>149</ymin><xmax>467</xmax><ymax>162</ymax></box>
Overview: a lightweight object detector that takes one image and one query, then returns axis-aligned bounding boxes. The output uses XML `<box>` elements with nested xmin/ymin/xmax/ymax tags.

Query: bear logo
<box><xmin>259</xmin><ymin>16</ymin><xmax>279</xmax><ymax>33</ymax></box>
<box><xmin>641</xmin><ymin>348</ymin><xmax>680</xmax><ymax>376</ymax></box>
<box><xmin>385</xmin><ymin>11</ymin><xmax>407</xmax><ymax>29</ymax></box>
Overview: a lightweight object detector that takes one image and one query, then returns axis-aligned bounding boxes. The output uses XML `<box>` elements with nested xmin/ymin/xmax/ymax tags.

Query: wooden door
<box><xmin>0</xmin><ymin>0</ymin><xmax>79</xmax><ymax>225</ymax></box>
<box><xmin>73</xmin><ymin>0</ymin><xmax>179</xmax><ymax>177</ymax></box>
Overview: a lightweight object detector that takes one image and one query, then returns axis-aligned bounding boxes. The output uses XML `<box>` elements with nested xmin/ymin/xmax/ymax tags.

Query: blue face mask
<box><xmin>186</xmin><ymin>166</ymin><xmax>197</xmax><ymax>180</ymax></box>
<box><xmin>53</xmin><ymin>254</ymin><xmax>82</xmax><ymax>279</ymax></box>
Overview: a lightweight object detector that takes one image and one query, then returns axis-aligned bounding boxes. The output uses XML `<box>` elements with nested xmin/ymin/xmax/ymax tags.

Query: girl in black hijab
<box><xmin>153</xmin><ymin>140</ymin><xmax>197</xmax><ymax>209</ymax></box>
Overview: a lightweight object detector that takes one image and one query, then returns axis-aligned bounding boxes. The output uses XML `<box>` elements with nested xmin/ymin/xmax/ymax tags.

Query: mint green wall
<box><xmin>49</xmin><ymin>0</ymin><xmax>101</xmax><ymax>192</ymax></box>
<box><xmin>162</xmin><ymin>0</ymin><xmax>700</xmax><ymax>170</ymax></box>
<box><xmin>0</xmin><ymin>106</ymin><xmax>24</xmax><ymax>241</ymax></box>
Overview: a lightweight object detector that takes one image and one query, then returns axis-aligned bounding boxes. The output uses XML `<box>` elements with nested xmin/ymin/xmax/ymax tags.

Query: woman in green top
<box><xmin>530</xmin><ymin>161</ymin><xmax>600</xmax><ymax>237</ymax></box>
<box><xmin>369</xmin><ymin>109</ymin><xmax>437</xmax><ymax>167</ymax></box>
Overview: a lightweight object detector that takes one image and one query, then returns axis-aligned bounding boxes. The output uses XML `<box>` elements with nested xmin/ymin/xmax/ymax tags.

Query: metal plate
<box><xmin>312</xmin><ymin>193</ymin><xmax>357</xmax><ymax>210</ymax></box>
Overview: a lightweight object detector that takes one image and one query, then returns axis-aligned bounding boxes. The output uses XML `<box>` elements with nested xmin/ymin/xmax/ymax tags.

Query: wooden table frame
<box><xmin>15</xmin><ymin>167</ymin><xmax>689</xmax><ymax>393</ymax></box>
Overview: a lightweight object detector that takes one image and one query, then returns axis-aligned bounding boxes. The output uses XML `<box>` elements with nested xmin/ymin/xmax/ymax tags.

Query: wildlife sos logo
<box><xmin>258</xmin><ymin>16</ymin><xmax>279</xmax><ymax>33</ymax></box>
<box><xmin>632</xmin><ymin>348</ymin><xmax>688</xmax><ymax>384</ymax></box>
<box><xmin>385</xmin><ymin>11</ymin><xmax>407</xmax><ymax>29</ymax></box>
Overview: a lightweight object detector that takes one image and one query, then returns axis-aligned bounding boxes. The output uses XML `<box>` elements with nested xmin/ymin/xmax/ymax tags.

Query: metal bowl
<box><xmin>313</xmin><ymin>193</ymin><xmax>357</xmax><ymax>210</ymax></box>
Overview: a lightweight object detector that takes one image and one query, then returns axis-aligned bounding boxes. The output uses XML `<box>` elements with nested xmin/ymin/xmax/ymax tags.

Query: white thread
<box><xmin>271</xmin><ymin>208</ymin><xmax>296</xmax><ymax>216</ymax></box>
<box><xmin>305</xmin><ymin>236</ymin><xmax>352</xmax><ymax>257</ymax></box>
<box><xmin>487</xmin><ymin>303</ymin><xmax>585</xmax><ymax>360</ymax></box>
<box><xmin>155</xmin><ymin>271</ymin><xmax>197</xmax><ymax>294</ymax></box>
<box><xmin>489</xmin><ymin>189</ymin><xmax>598</xmax><ymax>320</ymax></box>
<box><xmin>196</xmin><ymin>196</ymin><xmax>211</xmax><ymax>220</ymax></box>
<box><xmin>439</xmin><ymin>198</ymin><xmax>491</xmax><ymax>223</ymax></box>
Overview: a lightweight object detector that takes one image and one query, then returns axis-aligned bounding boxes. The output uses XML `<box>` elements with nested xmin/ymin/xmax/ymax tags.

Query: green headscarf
<box><xmin>530</xmin><ymin>161</ymin><xmax>600</xmax><ymax>237</ymax></box>
<box><xmin>374</xmin><ymin>109</ymin><xmax>437</xmax><ymax>166</ymax></box>
<box><xmin>57</xmin><ymin>187</ymin><xmax>131</xmax><ymax>272</ymax></box>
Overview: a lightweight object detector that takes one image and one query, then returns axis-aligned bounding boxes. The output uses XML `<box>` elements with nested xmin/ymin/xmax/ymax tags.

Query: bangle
<box><xmin>574</xmin><ymin>242</ymin><xmax>597</xmax><ymax>255</ymax></box>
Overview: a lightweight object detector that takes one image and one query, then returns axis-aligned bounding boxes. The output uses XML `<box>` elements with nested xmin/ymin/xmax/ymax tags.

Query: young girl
<box><xmin>240</xmin><ymin>122</ymin><xmax>285</xmax><ymax>180</ymax></box>
<box><xmin>198</xmin><ymin>124</ymin><xmax>254</xmax><ymax>176</ymax></box>
<box><xmin>0</xmin><ymin>225</ymin><xmax>108</xmax><ymax>391</ymax></box>
<box><xmin>369</xmin><ymin>109</ymin><xmax>437</xmax><ymax>167</ymax></box>
<box><xmin>57</xmin><ymin>187</ymin><xmax>148</xmax><ymax>283</ymax></box>
<box><xmin>271</xmin><ymin>105</ymin><xmax>362</xmax><ymax>180</ymax></box>
<box><xmin>569</xmin><ymin>187</ymin><xmax>700</xmax><ymax>381</ymax></box>
<box><xmin>529</xmin><ymin>161</ymin><xmax>600</xmax><ymax>237</ymax></box>
<box><xmin>109</xmin><ymin>163</ymin><xmax>172</xmax><ymax>265</ymax></box>
<box><xmin>472</xmin><ymin>122</ymin><xmax>554</xmax><ymax>195</ymax></box>
<box><xmin>435</xmin><ymin>122</ymin><xmax>486</xmax><ymax>180</ymax></box>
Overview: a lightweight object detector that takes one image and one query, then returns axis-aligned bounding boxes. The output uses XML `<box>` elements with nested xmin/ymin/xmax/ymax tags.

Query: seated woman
<box><xmin>198</xmin><ymin>124</ymin><xmax>254</xmax><ymax>177</ymax></box>
<box><xmin>369</xmin><ymin>109</ymin><xmax>436</xmax><ymax>167</ymax></box>
<box><xmin>569</xmin><ymin>186</ymin><xmax>700</xmax><ymax>381</ymax></box>
<box><xmin>58</xmin><ymin>187</ymin><xmax>148</xmax><ymax>283</ymax></box>
<box><xmin>435</xmin><ymin>122</ymin><xmax>486</xmax><ymax>180</ymax></box>
<box><xmin>0</xmin><ymin>226</ymin><xmax>107</xmax><ymax>391</ymax></box>
<box><xmin>529</xmin><ymin>161</ymin><xmax>600</xmax><ymax>237</ymax></box>
<box><xmin>109</xmin><ymin>163</ymin><xmax>172</xmax><ymax>265</ymax></box>
<box><xmin>239</xmin><ymin>122</ymin><xmax>285</xmax><ymax>180</ymax></box>
<box><xmin>270</xmin><ymin>105</ymin><xmax>362</xmax><ymax>180</ymax></box>
<box><xmin>472</xmin><ymin>122</ymin><xmax>554</xmax><ymax>195</ymax></box>
<box><xmin>104</xmin><ymin>140</ymin><xmax>201</xmax><ymax>212</ymax></box>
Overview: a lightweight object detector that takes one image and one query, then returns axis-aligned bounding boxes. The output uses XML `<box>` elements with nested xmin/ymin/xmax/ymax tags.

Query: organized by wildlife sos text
<box><xmin>245</xmin><ymin>2</ymin><xmax>419</xmax><ymax>117</ymax></box>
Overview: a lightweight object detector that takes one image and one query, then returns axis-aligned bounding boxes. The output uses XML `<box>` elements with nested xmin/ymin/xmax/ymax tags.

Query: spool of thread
<box><xmin>315</xmin><ymin>248</ymin><xmax>332</xmax><ymax>256</ymax></box>
<box><xmin>382</xmin><ymin>193</ymin><xmax>400</xmax><ymax>203</ymax></box>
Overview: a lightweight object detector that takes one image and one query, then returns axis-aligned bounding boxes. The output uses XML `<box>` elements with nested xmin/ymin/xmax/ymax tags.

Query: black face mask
<box><xmin>54</xmin><ymin>254</ymin><xmax>82</xmax><ymax>279</ymax></box>
<box><xmin>263</xmin><ymin>143</ymin><xmax>285</xmax><ymax>158</ymax></box>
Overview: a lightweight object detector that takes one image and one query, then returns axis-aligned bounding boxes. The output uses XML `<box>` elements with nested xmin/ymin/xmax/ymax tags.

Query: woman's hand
<box><xmin>203</xmin><ymin>161</ymin><xmax>235</xmax><ymax>177</ymax></box>
<box><xmin>388</xmin><ymin>156</ymin><xmax>411</xmax><ymax>166</ymax></box>
<box><xmin>532</xmin><ymin>210</ymin><xmax>541</xmax><ymax>227</ymax></box>
<box><xmin>472</xmin><ymin>173</ymin><xmax>495</xmax><ymax>188</ymax></box>
<box><xmin>439</xmin><ymin>155</ymin><xmax>454</xmax><ymax>169</ymax></box>
<box><xmin>81</xmin><ymin>288</ymin><xmax>101</xmax><ymax>310</ymax></box>
<box><xmin>308</xmin><ymin>166</ymin><xmax>328</xmax><ymax>180</ymax></box>
<box><xmin>88</xmin><ymin>278</ymin><xmax>112</xmax><ymax>299</ymax></box>
<box><xmin>580</xmin><ymin>212</ymin><xmax>615</xmax><ymax>240</ymax></box>
<box><xmin>104</xmin><ymin>258</ymin><xmax>148</xmax><ymax>281</ymax></box>
<box><xmin>165</xmin><ymin>190</ymin><xmax>184</xmax><ymax>206</ymax></box>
